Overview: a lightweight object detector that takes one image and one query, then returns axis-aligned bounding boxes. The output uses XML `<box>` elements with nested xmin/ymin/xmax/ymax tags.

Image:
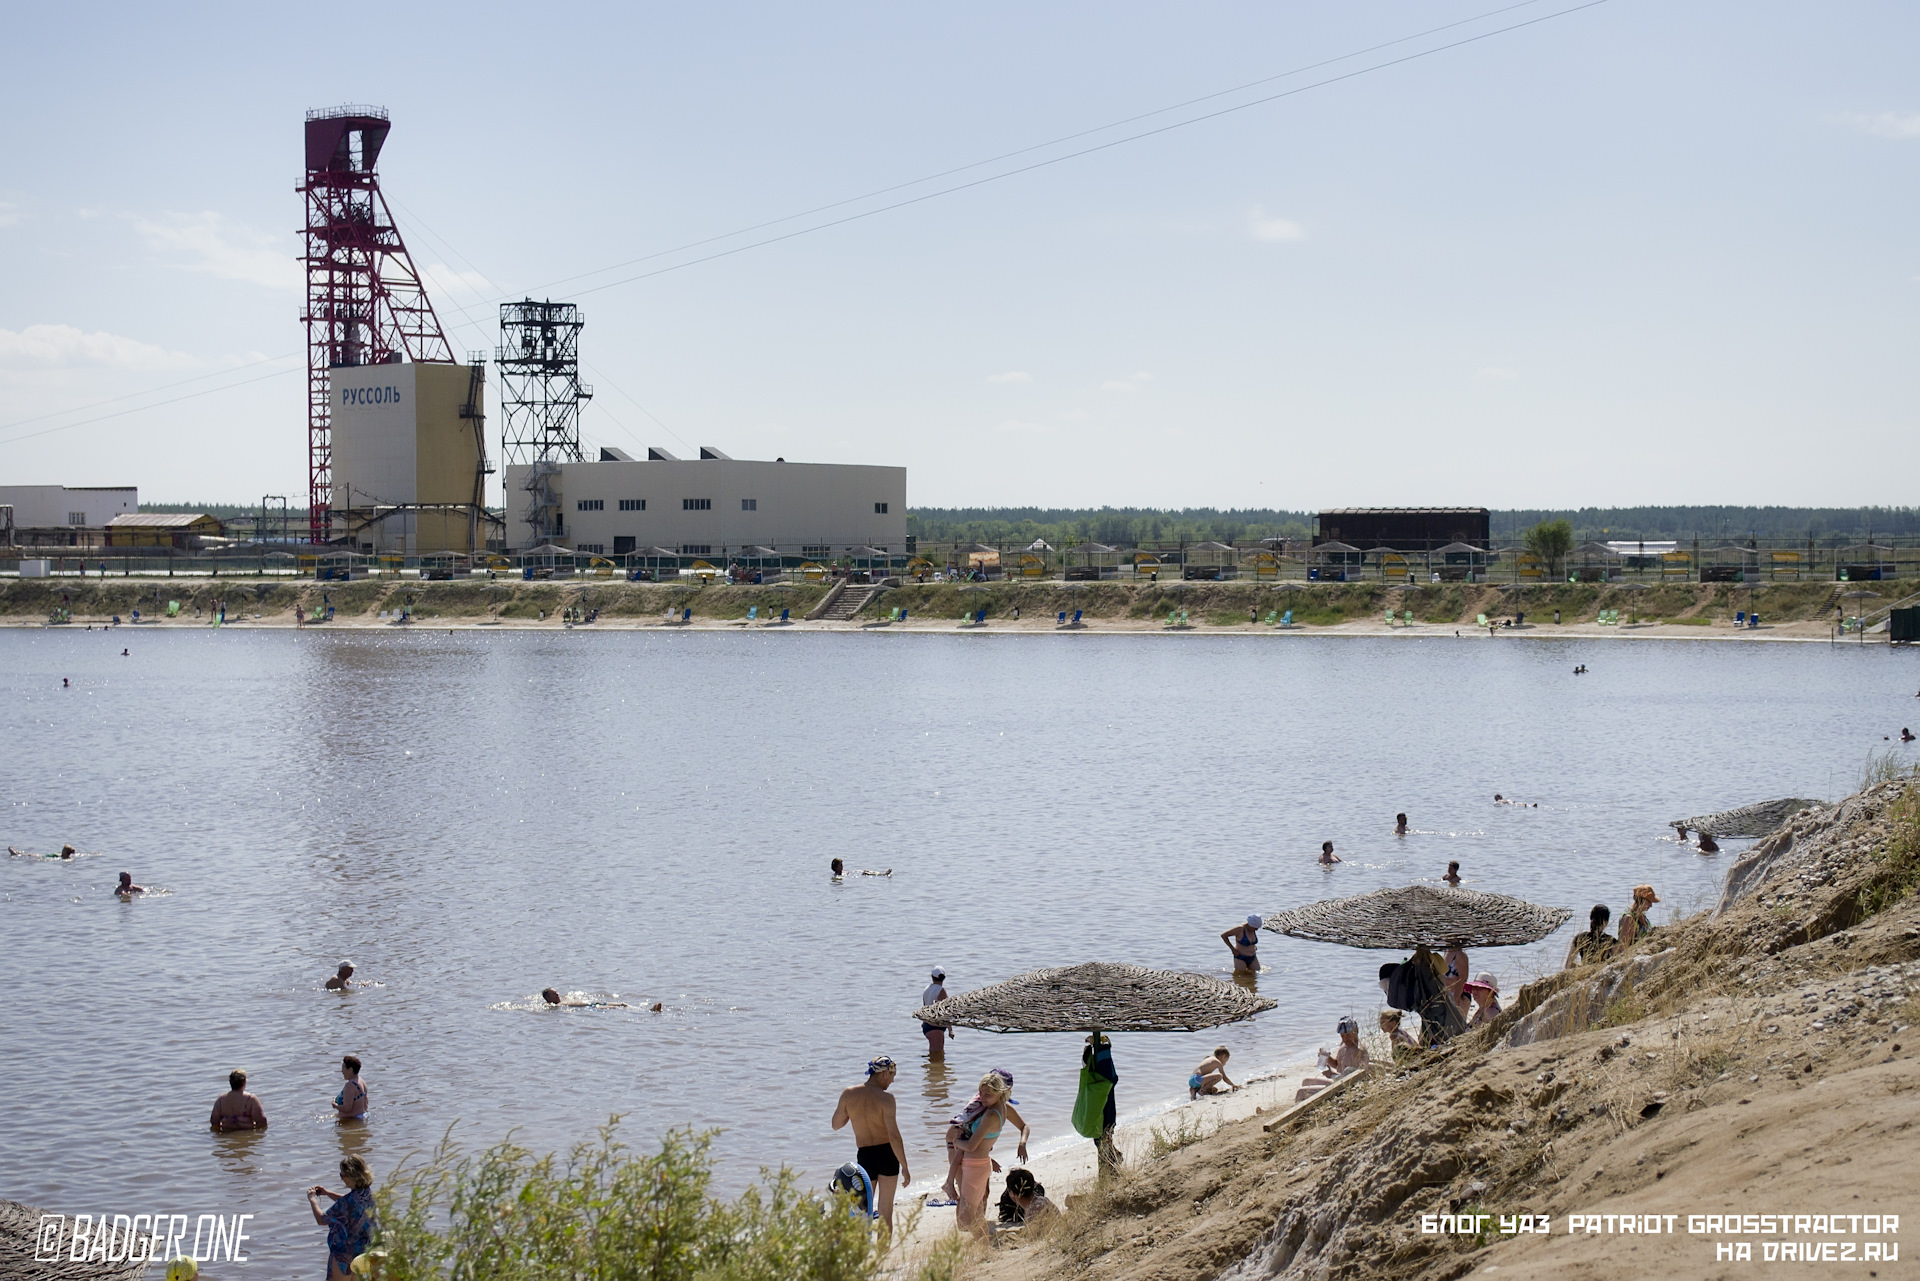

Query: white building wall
<box><xmin>0</xmin><ymin>485</ymin><xmax>138</xmax><ymax>528</ymax></box>
<box><xmin>330</xmin><ymin>364</ymin><xmax>419</xmax><ymax>510</ymax></box>
<box><xmin>500</xmin><ymin>457</ymin><xmax>906</xmax><ymax>555</ymax></box>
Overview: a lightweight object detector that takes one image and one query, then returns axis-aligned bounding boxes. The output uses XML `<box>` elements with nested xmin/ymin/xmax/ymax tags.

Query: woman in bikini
<box><xmin>951</xmin><ymin>1072</ymin><xmax>1017</xmax><ymax>1238</ymax></box>
<box><xmin>333</xmin><ymin>1056</ymin><xmax>367</xmax><ymax>1121</ymax></box>
<box><xmin>1220</xmin><ymin>915</ymin><xmax>1261</xmax><ymax>972</ymax></box>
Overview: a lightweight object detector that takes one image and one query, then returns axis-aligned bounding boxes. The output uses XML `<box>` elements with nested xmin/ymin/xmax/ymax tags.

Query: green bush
<box><xmin>374</xmin><ymin>1120</ymin><xmax>907</xmax><ymax>1281</ymax></box>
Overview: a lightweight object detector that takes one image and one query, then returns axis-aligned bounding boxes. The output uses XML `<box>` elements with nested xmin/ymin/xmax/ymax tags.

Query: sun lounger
<box><xmin>748</xmin><ymin>606</ymin><xmax>758</xmax><ymax>622</ymax></box>
<box><xmin>1748</xmin><ymin>613</ymin><xmax>1759</xmax><ymax>629</ymax></box>
<box><xmin>166</xmin><ymin>601</ymin><xmax>180</xmax><ymax>617</ymax></box>
<box><xmin>681</xmin><ymin>607</ymin><xmax>692</xmax><ymax>623</ymax></box>
<box><xmin>1058</xmin><ymin>611</ymin><xmax>1068</xmax><ymax>625</ymax></box>
<box><xmin>1279</xmin><ymin>609</ymin><xmax>1293</xmax><ymax>628</ymax></box>
<box><xmin>1263</xmin><ymin>609</ymin><xmax>1277</xmax><ymax>625</ymax></box>
<box><xmin>1071</xmin><ymin>608</ymin><xmax>1082</xmax><ymax>626</ymax></box>
<box><xmin>1735</xmin><ymin>610</ymin><xmax>1746</xmax><ymax>625</ymax></box>
<box><xmin>1476</xmin><ymin>613</ymin><xmax>1489</xmax><ymax>627</ymax></box>
<box><xmin>1180</xmin><ymin>610</ymin><xmax>1190</xmax><ymax>628</ymax></box>
<box><xmin>1385</xmin><ymin>609</ymin><xmax>1396</xmax><ymax>627</ymax></box>
<box><xmin>1403</xmin><ymin>610</ymin><xmax>1414</xmax><ymax>626</ymax></box>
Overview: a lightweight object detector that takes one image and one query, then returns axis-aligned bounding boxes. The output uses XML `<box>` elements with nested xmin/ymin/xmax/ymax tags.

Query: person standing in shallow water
<box><xmin>333</xmin><ymin>1055</ymin><xmax>367</xmax><ymax>1121</ymax></box>
<box><xmin>210</xmin><ymin>1069</ymin><xmax>268</xmax><ymax>1131</ymax></box>
<box><xmin>1318</xmin><ymin>841</ymin><xmax>1341</xmax><ymax>865</ymax></box>
<box><xmin>1221</xmin><ymin>915</ymin><xmax>1261</xmax><ymax>972</ymax></box>
<box><xmin>1394</xmin><ymin>813</ymin><xmax>1408</xmax><ymax>836</ymax></box>
<box><xmin>922</xmin><ymin>968</ymin><xmax>952</xmax><ymax>1057</ymax></box>
<box><xmin>1443</xmin><ymin>861</ymin><xmax>1462</xmax><ymax>886</ymax></box>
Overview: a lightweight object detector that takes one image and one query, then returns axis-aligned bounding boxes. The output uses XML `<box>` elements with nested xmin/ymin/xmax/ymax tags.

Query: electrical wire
<box><xmin>0</xmin><ymin>351</ymin><xmax>299</xmax><ymax>434</ymax></box>
<box><xmin>565</xmin><ymin>0</ymin><xmax>1612</xmax><ymax>299</ymax></box>
<box><xmin>449</xmin><ymin>0</ymin><xmax>1566</xmax><ymax>317</ymax></box>
<box><xmin>0</xmin><ymin>366</ymin><xmax>300</xmax><ymax>450</ymax></box>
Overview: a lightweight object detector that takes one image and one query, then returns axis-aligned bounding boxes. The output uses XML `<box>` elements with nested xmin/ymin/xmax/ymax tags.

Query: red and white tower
<box><xmin>299</xmin><ymin>106</ymin><xmax>454</xmax><ymax>543</ymax></box>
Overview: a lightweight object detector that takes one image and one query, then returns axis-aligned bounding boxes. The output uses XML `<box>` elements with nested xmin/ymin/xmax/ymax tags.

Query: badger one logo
<box><xmin>340</xmin><ymin>385</ymin><xmax>403</xmax><ymax>406</ymax></box>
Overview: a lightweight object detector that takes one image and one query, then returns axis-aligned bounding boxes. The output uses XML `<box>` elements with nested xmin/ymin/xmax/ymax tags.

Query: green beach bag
<box><xmin>1072</xmin><ymin>1065</ymin><xmax>1112</xmax><ymax>1139</ymax></box>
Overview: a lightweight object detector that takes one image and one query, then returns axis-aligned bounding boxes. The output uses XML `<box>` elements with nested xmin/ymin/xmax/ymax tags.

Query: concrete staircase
<box><xmin>818</xmin><ymin>586</ymin><xmax>882</xmax><ymax>622</ymax></box>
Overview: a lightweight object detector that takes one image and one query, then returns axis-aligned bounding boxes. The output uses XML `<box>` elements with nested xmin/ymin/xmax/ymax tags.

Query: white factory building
<box><xmin>502</xmin><ymin>448</ymin><xmax>905</xmax><ymax>558</ymax></box>
<box><xmin>0</xmin><ymin>484</ymin><xmax>139</xmax><ymax>531</ymax></box>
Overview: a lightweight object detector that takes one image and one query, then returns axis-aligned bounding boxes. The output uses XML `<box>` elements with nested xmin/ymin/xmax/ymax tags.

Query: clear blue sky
<box><xmin>1</xmin><ymin>2</ymin><xmax>1915</xmax><ymax>509</ymax></box>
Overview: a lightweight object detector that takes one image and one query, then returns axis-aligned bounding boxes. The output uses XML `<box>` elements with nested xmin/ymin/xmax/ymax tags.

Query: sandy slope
<box><xmin>951</xmin><ymin>783</ymin><xmax>1920</xmax><ymax>1281</ymax></box>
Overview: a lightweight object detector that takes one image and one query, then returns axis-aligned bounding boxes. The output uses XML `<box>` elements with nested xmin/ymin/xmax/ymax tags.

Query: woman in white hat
<box><xmin>1220</xmin><ymin>915</ymin><xmax>1262</xmax><ymax>973</ymax></box>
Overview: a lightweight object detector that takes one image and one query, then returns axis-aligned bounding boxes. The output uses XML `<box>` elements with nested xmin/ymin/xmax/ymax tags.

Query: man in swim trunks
<box><xmin>115</xmin><ymin>871</ymin><xmax>145</xmax><ymax>895</ymax></box>
<box><xmin>922</xmin><ymin>969</ymin><xmax>952</xmax><ymax>1056</ymax></box>
<box><xmin>830</xmin><ymin>1055</ymin><xmax>911</xmax><ymax>1233</ymax></box>
<box><xmin>1395</xmin><ymin>813</ymin><xmax>1409</xmax><ymax>836</ymax></box>
<box><xmin>1318</xmin><ymin>841</ymin><xmax>1341</xmax><ymax>865</ymax></box>
<box><xmin>210</xmin><ymin>1069</ymin><xmax>268</xmax><ymax>1131</ymax></box>
<box><xmin>333</xmin><ymin>1055</ymin><xmax>368</xmax><ymax>1120</ymax></box>
<box><xmin>326</xmin><ymin>961</ymin><xmax>356</xmax><ymax>990</ymax></box>
<box><xmin>1220</xmin><ymin>916</ymin><xmax>1261</xmax><ymax>972</ymax></box>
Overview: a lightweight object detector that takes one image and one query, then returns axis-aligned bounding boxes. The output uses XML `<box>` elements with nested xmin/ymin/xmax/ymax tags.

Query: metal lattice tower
<box><xmin>497</xmin><ymin>300</ymin><xmax>591</xmax><ymax>545</ymax></box>
<box><xmin>300</xmin><ymin>105</ymin><xmax>454</xmax><ymax>543</ymax></box>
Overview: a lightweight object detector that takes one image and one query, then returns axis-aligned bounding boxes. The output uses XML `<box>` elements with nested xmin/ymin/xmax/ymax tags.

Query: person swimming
<box><xmin>541</xmin><ymin>987</ymin><xmax>628</xmax><ymax>1008</ymax></box>
<box><xmin>11</xmin><ymin>844</ymin><xmax>78</xmax><ymax>860</ymax></box>
<box><xmin>326</xmin><ymin>961</ymin><xmax>356</xmax><ymax>990</ymax></box>
<box><xmin>1443</xmin><ymin>860</ymin><xmax>1461</xmax><ymax>886</ymax></box>
<box><xmin>115</xmin><ymin>871</ymin><xmax>146</xmax><ymax>895</ymax></box>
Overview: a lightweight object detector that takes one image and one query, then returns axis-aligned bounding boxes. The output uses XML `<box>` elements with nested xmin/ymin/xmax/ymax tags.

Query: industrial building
<box><xmin>105</xmin><ymin>512</ymin><xmax>224</xmax><ymax>548</ymax></box>
<box><xmin>0</xmin><ymin>485</ymin><xmax>139</xmax><ymax>533</ymax></box>
<box><xmin>1314</xmin><ymin>508</ymin><xmax>1490</xmax><ymax>551</ymax></box>
<box><xmin>328</xmin><ymin>362</ymin><xmax>486</xmax><ymax>555</ymax></box>
<box><xmin>502</xmin><ymin>448</ymin><xmax>905</xmax><ymax>556</ymax></box>
<box><xmin>302</xmin><ymin>106</ymin><xmax>491</xmax><ymax>556</ymax></box>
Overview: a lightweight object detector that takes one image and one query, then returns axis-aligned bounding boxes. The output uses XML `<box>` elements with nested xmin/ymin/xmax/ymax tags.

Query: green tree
<box><xmin>1524</xmin><ymin>518</ymin><xmax>1575</xmax><ymax>578</ymax></box>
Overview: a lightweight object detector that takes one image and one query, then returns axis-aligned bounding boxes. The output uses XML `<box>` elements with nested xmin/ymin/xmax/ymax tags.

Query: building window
<box><xmin>874</xmin><ymin>502</ymin><xmax>889</xmax><ymax>514</ymax></box>
<box><xmin>578</xmin><ymin>543</ymin><xmax>605</xmax><ymax>554</ymax></box>
<box><xmin>618</xmin><ymin>498</ymin><xmax>646</xmax><ymax>511</ymax></box>
<box><xmin>613</xmin><ymin>536</ymin><xmax>636</xmax><ymax>554</ymax></box>
<box><xmin>741</xmin><ymin>498</ymin><xmax>757</xmax><ymax>511</ymax></box>
<box><xmin>67</xmin><ymin>511</ymin><xmax>87</xmax><ymax>525</ymax></box>
<box><xmin>683</xmin><ymin>498</ymin><xmax>711</xmax><ymax>511</ymax></box>
<box><xmin>803</xmin><ymin>545</ymin><xmax>830</xmax><ymax>558</ymax></box>
<box><xmin>680</xmin><ymin>544</ymin><xmax>712</xmax><ymax>555</ymax></box>
<box><xmin>576</xmin><ymin>499</ymin><xmax>604</xmax><ymax>511</ymax></box>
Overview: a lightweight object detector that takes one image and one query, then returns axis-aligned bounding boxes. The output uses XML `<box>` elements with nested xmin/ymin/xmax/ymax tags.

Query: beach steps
<box><xmin>817</xmin><ymin>587</ymin><xmax>882</xmax><ymax>622</ymax></box>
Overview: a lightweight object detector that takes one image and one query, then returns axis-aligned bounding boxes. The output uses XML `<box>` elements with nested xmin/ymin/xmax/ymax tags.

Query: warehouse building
<box><xmin>328</xmin><ymin>362</ymin><xmax>488</xmax><ymax>555</ymax></box>
<box><xmin>501</xmin><ymin>447</ymin><xmax>905</xmax><ymax>557</ymax></box>
<box><xmin>0</xmin><ymin>485</ymin><xmax>139</xmax><ymax>531</ymax></box>
<box><xmin>1314</xmin><ymin>508</ymin><xmax>1490</xmax><ymax>551</ymax></box>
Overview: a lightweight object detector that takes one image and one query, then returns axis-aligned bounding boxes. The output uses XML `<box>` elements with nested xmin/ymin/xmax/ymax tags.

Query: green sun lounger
<box><xmin>1476</xmin><ymin>613</ymin><xmax>1489</xmax><ymax>627</ymax></box>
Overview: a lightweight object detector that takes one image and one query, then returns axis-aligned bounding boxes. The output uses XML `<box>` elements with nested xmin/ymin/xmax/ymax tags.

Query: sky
<box><xmin>0</xmin><ymin>1</ymin><xmax>1915</xmax><ymax>511</ymax></box>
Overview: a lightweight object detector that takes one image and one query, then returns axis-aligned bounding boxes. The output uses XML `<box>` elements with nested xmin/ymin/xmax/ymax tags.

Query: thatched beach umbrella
<box><xmin>913</xmin><ymin>961</ymin><xmax>1275</xmax><ymax>1034</ymax></box>
<box><xmin>913</xmin><ymin>962</ymin><xmax>1275</xmax><ymax>1173</ymax></box>
<box><xmin>1261</xmin><ymin>885</ymin><xmax>1571</xmax><ymax>950</ymax></box>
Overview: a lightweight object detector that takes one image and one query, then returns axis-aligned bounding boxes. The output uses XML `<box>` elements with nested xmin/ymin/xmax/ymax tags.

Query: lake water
<box><xmin>3</xmin><ymin>627</ymin><xmax>1914</xmax><ymax>1274</ymax></box>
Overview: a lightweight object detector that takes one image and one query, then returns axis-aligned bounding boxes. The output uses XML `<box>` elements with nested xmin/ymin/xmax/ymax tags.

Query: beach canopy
<box><xmin>912</xmin><ymin>961</ymin><xmax>1275</xmax><ymax>1034</ymax></box>
<box><xmin>1189</xmin><ymin>540</ymin><xmax>1235</xmax><ymax>553</ymax></box>
<box><xmin>522</xmin><ymin>543</ymin><xmax>575</xmax><ymax>556</ymax></box>
<box><xmin>1261</xmin><ymin>885</ymin><xmax>1571</xmax><ymax>950</ymax></box>
<box><xmin>1671</xmin><ymin>797</ymin><xmax>1824</xmax><ymax>837</ymax></box>
<box><xmin>956</xmin><ymin>542</ymin><xmax>998</xmax><ymax>554</ymax></box>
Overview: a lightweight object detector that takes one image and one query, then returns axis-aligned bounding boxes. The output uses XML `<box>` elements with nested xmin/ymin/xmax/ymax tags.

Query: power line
<box><xmin>0</xmin><ymin>351</ymin><xmax>299</xmax><ymax>434</ymax></box>
<box><xmin>445</xmin><ymin>0</ymin><xmax>1564</xmax><ymax>320</ymax></box>
<box><xmin>565</xmin><ymin>0</ymin><xmax>1612</xmax><ymax>299</ymax></box>
<box><xmin>0</xmin><ymin>366</ymin><xmax>300</xmax><ymax>450</ymax></box>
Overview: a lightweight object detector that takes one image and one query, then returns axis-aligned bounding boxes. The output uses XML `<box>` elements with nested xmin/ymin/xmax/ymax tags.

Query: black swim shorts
<box><xmin>856</xmin><ymin>1143</ymin><xmax>901</xmax><ymax>1178</ymax></box>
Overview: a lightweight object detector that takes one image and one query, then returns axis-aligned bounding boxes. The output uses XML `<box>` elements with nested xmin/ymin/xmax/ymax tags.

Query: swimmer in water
<box><xmin>831</xmin><ymin>858</ymin><xmax>845</xmax><ymax>879</ymax></box>
<box><xmin>1443</xmin><ymin>860</ymin><xmax>1461</xmax><ymax>886</ymax></box>
<box><xmin>115</xmin><ymin>871</ymin><xmax>146</xmax><ymax>895</ymax></box>
<box><xmin>1318</xmin><ymin>841</ymin><xmax>1341</xmax><ymax>865</ymax></box>
<box><xmin>209</xmin><ymin>1069</ymin><xmax>268</xmax><ymax>1132</ymax></box>
<box><xmin>541</xmin><ymin>987</ymin><xmax>628</xmax><ymax>1008</ymax></box>
<box><xmin>1696</xmin><ymin>831</ymin><xmax>1720</xmax><ymax>854</ymax></box>
<box><xmin>325</xmin><ymin>961</ymin><xmax>355</xmax><ymax>990</ymax></box>
<box><xmin>11</xmin><ymin>844</ymin><xmax>78</xmax><ymax>860</ymax></box>
<box><xmin>1394</xmin><ymin>812</ymin><xmax>1408</xmax><ymax>836</ymax></box>
<box><xmin>333</xmin><ymin>1055</ymin><xmax>368</xmax><ymax>1120</ymax></box>
<box><xmin>831</xmin><ymin>856</ymin><xmax>892</xmax><ymax>878</ymax></box>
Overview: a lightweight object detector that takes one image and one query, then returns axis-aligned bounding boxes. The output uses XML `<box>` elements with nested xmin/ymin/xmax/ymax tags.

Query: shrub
<box><xmin>374</xmin><ymin>1119</ymin><xmax>901</xmax><ymax>1281</ymax></box>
